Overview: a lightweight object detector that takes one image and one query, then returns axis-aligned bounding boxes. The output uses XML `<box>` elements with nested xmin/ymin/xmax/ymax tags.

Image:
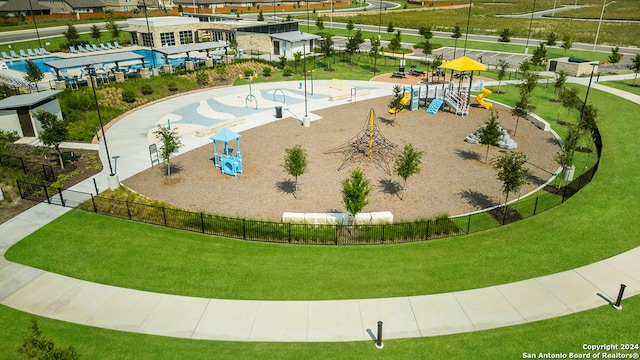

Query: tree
<box><xmin>388</xmin><ymin>85</ymin><xmax>404</xmax><ymax>120</ymax></box>
<box><xmin>492</xmin><ymin>152</ymin><xmax>530</xmax><ymax>218</ymax></box>
<box><xmin>346</xmin><ymin>19</ymin><xmax>354</xmax><ymax>36</ymax></box>
<box><xmin>293</xmin><ymin>51</ymin><xmax>302</xmax><ymax>73</ymax></box>
<box><xmin>554</xmin><ymin>70</ymin><xmax>567</xmax><ymax>97</ymax></box>
<box><xmin>178</xmin><ymin>4</ymin><xmax>183</xmax><ymax>12</ymax></box>
<box><xmin>496</xmin><ymin>59</ymin><xmax>510</xmax><ymax>94</ymax></box>
<box><xmin>498</xmin><ymin>28</ymin><xmax>511</xmax><ymax>44</ymax></box>
<box><xmin>282</xmin><ymin>144</ymin><xmax>308</xmax><ymax>199</ymax></box>
<box><xmin>628</xmin><ymin>53</ymin><xmax>640</xmax><ymax>86</ymax></box>
<box><xmin>422</xmin><ymin>40</ymin><xmax>433</xmax><ymax>63</ymax></box>
<box><xmin>386</xmin><ymin>22</ymin><xmax>394</xmax><ymax>35</ymax></box>
<box><xmin>531</xmin><ymin>42</ymin><xmax>547</xmax><ymax>70</ymax></box>
<box><xmin>546</xmin><ymin>31</ymin><xmax>558</xmax><ymax>46</ymax></box>
<box><xmin>316</xmin><ymin>16</ymin><xmax>324</xmax><ymax>31</ymax></box>
<box><xmin>520</xmin><ymin>68</ymin><xmax>539</xmax><ymax>97</ymax></box>
<box><xmin>341</xmin><ymin>168</ymin><xmax>373</xmax><ymax>223</ymax></box>
<box><xmin>346</xmin><ymin>29</ymin><xmax>364</xmax><ymax>64</ymax></box>
<box><xmin>229</xmin><ymin>38</ymin><xmax>238</xmax><ymax>52</ymax></box>
<box><xmin>63</xmin><ymin>24</ymin><xmax>80</xmax><ymax>46</ymax></box>
<box><xmin>0</xmin><ymin>13</ymin><xmax>9</xmax><ymax>24</ymax></box>
<box><xmin>451</xmin><ymin>24</ymin><xmax>463</xmax><ymax>42</ymax></box>
<box><xmin>19</xmin><ymin>317</ymin><xmax>81</xmax><ymax>360</ymax></box>
<box><xmin>430</xmin><ymin>53</ymin><xmax>444</xmax><ymax>74</ymax></box>
<box><xmin>511</xmin><ymin>88</ymin><xmax>530</xmax><ymax>137</ymax></box>
<box><xmin>24</xmin><ymin>60</ymin><xmax>44</xmax><ymax>85</ymax></box>
<box><xmin>321</xmin><ymin>35</ymin><xmax>334</xmax><ymax>69</ymax></box>
<box><xmin>105</xmin><ymin>17</ymin><xmax>120</xmax><ymax>39</ymax></box>
<box><xmin>478</xmin><ymin>111</ymin><xmax>503</xmax><ymax>164</ymax></box>
<box><xmin>554</xmin><ymin>125</ymin><xmax>579</xmax><ymax>174</ymax></box>
<box><xmin>257</xmin><ymin>10</ymin><xmax>264</xmax><ymax>21</ymax></box>
<box><xmin>609</xmin><ymin>46</ymin><xmax>622</xmax><ymax>65</ymax></box>
<box><xmin>393</xmin><ymin>143</ymin><xmax>424</xmax><ymax>200</ymax></box>
<box><xmin>369</xmin><ymin>35</ymin><xmax>380</xmax><ymax>72</ymax></box>
<box><xmin>154</xmin><ymin>125</ymin><xmax>183</xmax><ymax>182</ymax></box>
<box><xmin>419</xmin><ymin>25</ymin><xmax>433</xmax><ymax>43</ymax></box>
<box><xmin>388</xmin><ymin>30</ymin><xmax>402</xmax><ymax>56</ymax></box>
<box><xmin>561</xmin><ymin>35</ymin><xmax>572</xmax><ymax>53</ymax></box>
<box><xmin>37</xmin><ymin>110</ymin><xmax>68</xmax><ymax>170</ymax></box>
<box><xmin>90</xmin><ymin>24</ymin><xmax>101</xmax><ymax>43</ymax></box>
<box><xmin>560</xmin><ymin>87</ymin><xmax>581</xmax><ymax>122</ymax></box>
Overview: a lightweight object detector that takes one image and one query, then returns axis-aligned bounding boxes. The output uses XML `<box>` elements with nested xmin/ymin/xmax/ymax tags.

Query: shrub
<box><xmin>244</xmin><ymin>69</ymin><xmax>254</xmax><ymax>77</ymax></box>
<box><xmin>283</xmin><ymin>66</ymin><xmax>293</xmax><ymax>76</ymax></box>
<box><xmin>122</xmin><ymin>89</ymin><xmax>136</xmax><ymax>103</ymax></box>
<box><xmin>140</xmin><ymin>83</ymin><xmax>153</xmax><ymax>95</ymax></box>
<box><xmin>262</xmin><ymin>66</ymin><xmax>272</xmax><ymax>76</ymax></box>
<box><xmin>167</xmin><ymin>81</ymin><xmax>178</xmax><ymax>91</ymax></box>
<box><xmin>195</xmin><ymin>69</ymin><xmax>209</xmax><ymax>85</ymax></box>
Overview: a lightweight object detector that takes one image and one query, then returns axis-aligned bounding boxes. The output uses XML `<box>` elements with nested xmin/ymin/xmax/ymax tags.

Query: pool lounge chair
<box><xmin>33</xmin><ymin>48</ymin><xmax>42</xmax><ymax>56</ymax></box>
<box><xmin>114</xmin><ymin>41</ymin><xmax>122</xmax><ymax>48</ymax></box>
<box><xmin>69</xmin><ymin>46</ymin><xmax>79</xmax><ymax>54</ymax></box>
<box><xmin>100</xmin><ymin>43</ymin><xmax>108</xmax><ymax>50</ymax></box>
<box><xmin>19</xmin><ymin>49</ymin><xmax>28</xmax><ymax>57</ymax></box>
<box><xmin>77</xmin><ymin>45</ymin><xmax>87</xmax><ymax>53</ymax></box>
<box><xmin>85</xmin><ymin>44</ymin><xmax>93</xmax><ymax>52</ymax></box>
<box><xmin>92</xmin><ymin>44</ymin><xmax>100</xmax><ymax>51</ymax></box>
<box><xmin>1</xmin><ymin>52</ymin><xmax>10</xmax><ymax>60</ymax></box>
<box><xmin>106</xmin><ymin>42</ymin><xmax>114</xmax><ymax>49</ymax></box>
<box><xmin>27</xmin><ymin>49</ymin><xmax>36</xmax><ymax>57</ymax></box>
<box><xmin>10</xmin><ymin>50</ymin><xmax>19</xmax><ymax>58</ymax></box>
<box><xmin>40</xmin><ymin>48</ymin><xmax>50</xmax><ymax>55</ymax></box>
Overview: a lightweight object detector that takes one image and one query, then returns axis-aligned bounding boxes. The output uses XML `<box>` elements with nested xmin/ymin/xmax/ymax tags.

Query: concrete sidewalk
<box><xmin>1</xmin><ymin>79</ymin><xmax>638</xmax><ymax>342</ymax></box>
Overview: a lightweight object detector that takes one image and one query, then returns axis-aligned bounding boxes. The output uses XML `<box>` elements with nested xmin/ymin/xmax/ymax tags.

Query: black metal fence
<box><xmin>0</xmin><ymin>153</ymin><xmax>55</xmax><ymax>182</ymax></box>
<box><xmin>17</xmin><ymin>129</ymin><xmax>602</xmax><ymax>245</ymax></box>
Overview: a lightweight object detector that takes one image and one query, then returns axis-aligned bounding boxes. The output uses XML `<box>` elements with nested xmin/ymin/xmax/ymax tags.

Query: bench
<box><xmin>409</xmin><ymin>69</ymin><xmax>425</xmax><ymax>76</ymax></box>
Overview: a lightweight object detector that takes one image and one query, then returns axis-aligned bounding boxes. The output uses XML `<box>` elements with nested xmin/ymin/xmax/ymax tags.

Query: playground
<box><xmin>123</xmin><ymin>84</ymin><xmax>560</xmax><ymax>221</ymax></box>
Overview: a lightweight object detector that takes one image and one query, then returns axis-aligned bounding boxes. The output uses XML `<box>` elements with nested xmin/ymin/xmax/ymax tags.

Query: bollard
<box><xmin>375</xmin><ymin>321</ymin><xmax>384</xmax><ymax>349</ymax></box>
<box><xmin>613</xmin><ymin>284</ymin><xmax>627</xmax><ymax>310</ymax></box>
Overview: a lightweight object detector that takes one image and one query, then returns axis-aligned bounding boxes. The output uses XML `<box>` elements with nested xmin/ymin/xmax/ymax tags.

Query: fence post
<box><xmin>162</xmin><ymin>206</ymin><xmax>167</xmax><ymax>226</ymax></box>
<box><xmin>466</xmin><ymin>215</ymin><xmax>471</xmax><ymax>234</ymax></box>
<box><xmin>126</xmin><ymin>201</ymin><xmax>131</xmax><ymax>219</ymax></box>
<box><xmin>43</xmin><ymin>185</ymin><xmax>51</xmax><ymax>204</ymax></box>
<box><xmin>562</xmin><ymin>183</ymin><xmax>568</xmax><ymax>202</ymax></box>
<box><xmin>200</xmin><ymin>212</ymin><xmax>205</xmax><ymax>233</ymax></box>
<box><xmin>381</xmin><ymin>224</ymin><xmax>385</xmax><ymax>243</ymax></box>
<box><xmin>57</xmin><ymin>187</ymin><xmax>65</xmax><ymax>207</ymax></box>
<box><xmin>288</xmin><ymin>222</ymin><xmax>291</xmax><ymax>243</ymax></box>
<box><xmin>425</xmin><ymin>220</ymin><xmax>430</xmax><ymax>240</ymax></box>
<box><xmin>533</xmin><ymin>197</ymin><xmax>539</xmax><ymax>216</ymax></box>
<box><xmin>93</xmin><ymin>178</ymin><xmax>99</xmax><ymax>195</ymax></box>
<box><xmin>20</xmin><ymin>157</ymin><xmax>26</xmax><ymax>174</ymax></box>
<box><xmin>243</xmin><ymin>218</ymin><xmax>246</xmax><ymax>239</ymax></box>
<box><xmin>91</xmin><ymin>194</ymin><xmax>97</xmax><ymax>213</ymax></box>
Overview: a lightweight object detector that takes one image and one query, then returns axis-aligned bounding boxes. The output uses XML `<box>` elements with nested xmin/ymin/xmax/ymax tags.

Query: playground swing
<box><xmin>210</xmin><ymin>128</ymin><xmax>243</xmax><ymax>177</ymax></box>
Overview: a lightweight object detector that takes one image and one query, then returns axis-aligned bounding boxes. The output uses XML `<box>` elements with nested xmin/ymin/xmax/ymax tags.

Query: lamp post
<box><xmin>373</xmin><ymin>0</ymin><xmax>382</xmax><ymax>74</ymax></box>
<box><xmin>453</xmin><ymin>22</ymin><xmax>460</xmax><ymax>59</ymax></box>
<box><xmin>303</xmin><ymin>39</ymin><xmax>310</xmax><ymax>127</ymax></box>
<box><xmin>141</xmin><ymin>0</ymin><xmax>157</xmax><ymax>72</ymax></box>
<box><xmin>524</xmin><ymin>0</ymin><xmax>537</xmax><ymax>55</ymax></box>
<box><xmin>463</xmin><ymin>0</ymin><xmax>472</xmax><ymax>56</ymax></box>
<box><xmin>307</xmin><ymin>0</ymin><xmax>310</xmax><ymax>32</ymax></box>
<box><xmin>88</xmin><ymin>66</ymin><xmax>118</xmax><ymax>188</ymax></box>
<box><xmin>593</xmin><ymin>0</ymin><xmax>615</xmax><ymax>52</ymax></box>
<box><xmin>27</xmin><ymin>0</ymin><xmax>42</xmax><ymax>49</ymax></box>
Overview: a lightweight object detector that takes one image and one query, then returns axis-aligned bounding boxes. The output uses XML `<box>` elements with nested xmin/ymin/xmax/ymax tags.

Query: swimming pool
<box><xmin>5</xmin><ymin>56</ymin><xmax>63</xmax><ymax>73</ymax></box>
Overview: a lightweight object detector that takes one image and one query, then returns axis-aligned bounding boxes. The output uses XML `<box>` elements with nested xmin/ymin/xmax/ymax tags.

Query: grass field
<box><xmin>598</xmin><ymin>79</ymin><xmax>640</xmax><ymax>96</ymax></box>
<box><xmin>6</xmin><ymin>84</ymin><xmax>640</xmax><ymax>301</ymax></box>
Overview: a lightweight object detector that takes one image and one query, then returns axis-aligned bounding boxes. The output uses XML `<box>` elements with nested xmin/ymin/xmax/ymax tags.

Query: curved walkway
<box><xmin>1</xmin><ymin>78</ymin><xmax>639</xmax><ymax>342</ymax></box>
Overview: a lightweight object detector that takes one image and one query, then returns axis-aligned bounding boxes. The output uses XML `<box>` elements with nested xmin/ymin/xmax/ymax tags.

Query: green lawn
<box><xmin>1</xmin><ymin>295</ymin><xmax>638</xmax><ymax>359</ymax></box>
<box><xmin>598</xmin><ymin>79</ymin><xmax>640</xmax><ymax>97</ymax></box>
<box><xmin>6</xmin><ymin>85</ymin><xmax>640</xmax><ymax>301</ymax></box>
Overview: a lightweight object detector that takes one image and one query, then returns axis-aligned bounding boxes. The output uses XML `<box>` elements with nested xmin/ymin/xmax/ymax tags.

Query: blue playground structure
<box><xmin>210</xmin><ymin>128</ymin><xmax>243</xmax><ymax>177</ymax></box>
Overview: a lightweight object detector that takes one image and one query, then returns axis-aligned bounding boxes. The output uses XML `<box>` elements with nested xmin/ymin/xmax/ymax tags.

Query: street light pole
<box><xmin>525</xmin><ymin>0</ymin><xmax>537</xmax><ymax>55</ymax></box>
<box><xmin>453</xmin><ymin>23</ymin><xmax>460</xmax><ymax>59</ymax></box>
<box><xmin>303</xmin><ymin>40</ymin><xmax>310</xmax><ymax>127</ymax></box>
<box><xmin>593</xmin><ymin>0</ymin><xmax>615</xmax><ymax>52</ymax></box>
<box><xmin>27</xmin><ymin>0</ymin><xmax>42</xmax><ymax>49</ymax></box>
<box><xmin>463</xmin><ymin>0</ymin><xmax>472</xmax><ymax>56</ymax></box>
<box><xmin>142</xmin><ymin>1</ymin><xmax>157</xmax><ymax>70</ymax></box>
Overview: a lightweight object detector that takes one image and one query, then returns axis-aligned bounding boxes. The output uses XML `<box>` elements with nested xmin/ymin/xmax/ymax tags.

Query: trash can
<box><xmin>275</xmin><ymin>106</ymin><xmax>283</xmax><ymax>119</ymax></box>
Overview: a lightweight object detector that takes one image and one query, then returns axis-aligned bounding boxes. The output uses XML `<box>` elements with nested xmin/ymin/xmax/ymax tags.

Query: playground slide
<box><xmin>476</xmin><ymin>88</ymin><xmax>493</xmax><ymax>110</ymax></box>
<box><xmin>389</xmin><ymin>92</ymin><xmax>411</xmax><ymax>114</ymax></box>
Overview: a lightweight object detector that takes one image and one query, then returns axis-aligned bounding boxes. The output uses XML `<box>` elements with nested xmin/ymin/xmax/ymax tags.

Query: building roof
<box><xmin>174</xmin><ymin>0</ymin><xmax>321</xmax><ymax>4</ymax></box>
<box><xmin>0</xmin><ymin>90</ymin><xmax>63</xmax><ymax>110</ymax></box>
<box><xmin>269</xmin><ymin>31</ymin><xmax>321</xmax><ymax>43</ymax></box>
<box><xmin>127</xmin><ymin>16</ymin><xmax>200</xmax><ymax>27</ymax></box>
<box><xmin>0</xmin><ymin>0</ymin><xmax>50</xmax><ymax>12</ymax></box>
<box><xmin>63</xmin><ymin>0</ymin><xmax>107</xmax><ymax>8</ymax></box>
<box><xmin>153</xmin><ymin>41</ymin><xmax>227</xmax><ymax>56</ymax></box>
<box><xmin>44</xmin><ymin>52</ymin><xmax>145</xmax><ymax>70</ymax></box>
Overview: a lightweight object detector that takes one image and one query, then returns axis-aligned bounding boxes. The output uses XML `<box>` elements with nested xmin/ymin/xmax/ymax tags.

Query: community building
<box><xmin>0</xmin><ymin>91</ymin><xmax>64</xmax><ymax>139</ymax></box>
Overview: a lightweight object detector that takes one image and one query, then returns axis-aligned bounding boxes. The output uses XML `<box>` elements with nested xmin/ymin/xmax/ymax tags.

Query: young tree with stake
<box><xmin>492</xmin><ymin>151</ymin><xmax>530</xmax><ymax>218</ymax></box>
<box><xmin>342</xmin><ymin>168</ymin><xmax>373</xmax><ymax>225</ymax></box>
<box><xmin>154</xmin><ymin>125</ymin><xmax>182</xmax><ymax>182</ymax></box>
<box><xmin>393</xmin><ymin>143</ymin><xmax>424</xmax><ymax>200</ymax></box>
<box><xmin>478</xmin><ymin>111</ymin><xmax>503</xmax><ymax>164</ymax></box>
<box><xmin>282</xmin><ymin>144</ymin><xmax>308</xmax><ymax>199</ymax></box>
<box><xmin>37</xmin><ymin>110</ymin><xmax>68</xmax><ymax>170</ymax></box>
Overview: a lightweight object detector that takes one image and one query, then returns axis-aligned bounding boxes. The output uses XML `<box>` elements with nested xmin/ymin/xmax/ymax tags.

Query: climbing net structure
<box><xmin>325</xmin><ymin>108</ymin><xmax>399</xmax><ymax>174</ymax></box>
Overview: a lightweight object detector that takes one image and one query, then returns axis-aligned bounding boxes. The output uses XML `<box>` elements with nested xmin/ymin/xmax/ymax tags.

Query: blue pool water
<box><xmin>5</xmin><ymin>56</ymin><xmax>62</xmax><ymax>73</ymax></box>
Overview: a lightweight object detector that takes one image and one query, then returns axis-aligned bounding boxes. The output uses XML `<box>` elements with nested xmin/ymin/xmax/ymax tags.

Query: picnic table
<box><xmin>391</xmin><ymin>72</ymin><xmax>406</xmax><ymax>78</ymax></box>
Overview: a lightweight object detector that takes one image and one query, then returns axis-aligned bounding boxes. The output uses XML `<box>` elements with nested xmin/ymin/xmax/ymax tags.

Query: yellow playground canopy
<box><xmin>439</xmin><ymin>56</ymin><xmax>487</xmax><ymax>72</ymax></box>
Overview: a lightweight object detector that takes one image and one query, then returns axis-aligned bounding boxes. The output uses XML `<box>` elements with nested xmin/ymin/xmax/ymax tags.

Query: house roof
<box><xmin>0</xmin><ymin>0</ymin><xmax>50</xmax><ymax>12</ymax></box>
<box><xmin>0</xmin><ymin>90</ymin><xmax>63</xmax><ymax>111</ymax></box>
<box><xmin>64</xmin><ymin>0</ymin><xmax>107</xmax><ymax>8</ymax></box>
<box><xmin>173</xmin><ymin>0</ymin><xmax>321</xmax><ymax>4</ymax></box>
<box><xmin>269</xmin><ymin>31</ymin><xmax>321</xmax><ymax>43</ymax></box>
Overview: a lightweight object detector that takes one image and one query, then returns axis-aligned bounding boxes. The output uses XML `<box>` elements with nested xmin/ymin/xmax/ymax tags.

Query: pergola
<box><xmin>44</xmin><ymin>52</ymin><xmax>146</xmax><ymax>79</ymax></box>
<box><xmin>152</xmin><ymin>41</ymin><xmax>228</xmax><ymax>65</ymax></box>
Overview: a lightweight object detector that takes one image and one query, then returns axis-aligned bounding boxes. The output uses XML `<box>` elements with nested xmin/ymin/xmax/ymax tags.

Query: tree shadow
<box><xmin>159</xmin><ymin>162</ymin><xmax>183</xmax><ymax>175</ymax></box>
<box><xmin>547</xmin><ymin>137</ymin><xmax>561</xmax><ymax>146</ymax></box>
<box><xmin>378</xmin><ymin>178</ymin><xmax>402</xmax><ymax>197</ymax></box>
<box><xmin>276</xmin><ymin>178</ymin><xmax>296</xmax><ymax>196</ymax></box>
<box><xmin>455</xmin><ymin>149</ymin><xmax>482</xmax><ymax>161</ymax></box>
<box><xmin>526</xmin><ymin>173</ymin><xmax>546</xmax><ymax>186</ymax></box>
<box><xmin>378</xmin><ymin>116</ymin><xmax>396</xmax><ymax>126</ymax></box>
<box><xmin>458</xmin><ymin>189</ymin><xmax>496</xmax><ymax>209</ymax></box>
